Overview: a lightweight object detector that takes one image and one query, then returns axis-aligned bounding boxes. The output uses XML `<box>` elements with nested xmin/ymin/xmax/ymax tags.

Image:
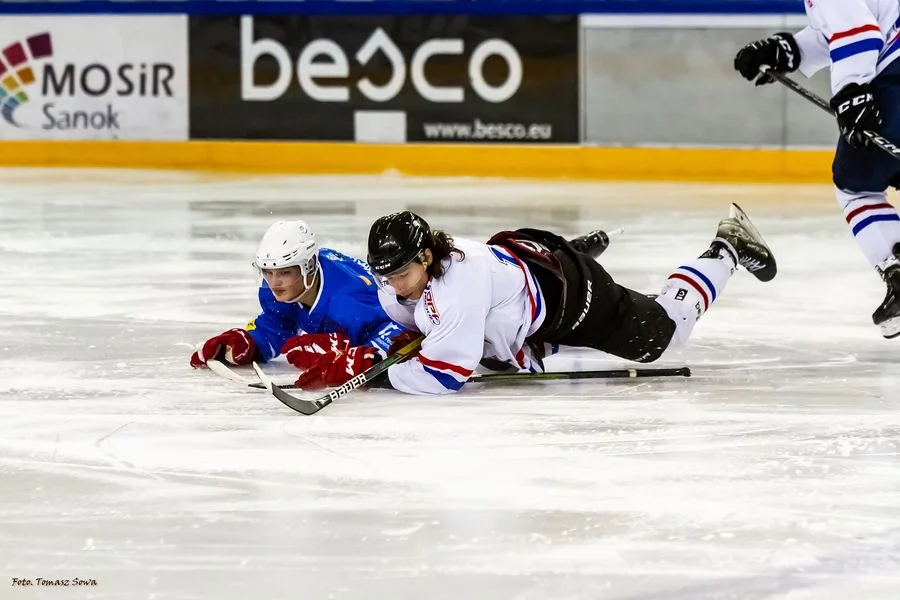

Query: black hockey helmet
<box><xmin>367</xmin><ymin>211</ymin><xmax>432</xmax><ymax>275</ymax></box>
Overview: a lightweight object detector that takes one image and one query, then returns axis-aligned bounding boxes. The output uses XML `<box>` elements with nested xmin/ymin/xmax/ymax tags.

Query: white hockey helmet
<box><xmin>253</xmin><ymin>220</ymin><xmax>319</xmax><ymax>288</ymax></box>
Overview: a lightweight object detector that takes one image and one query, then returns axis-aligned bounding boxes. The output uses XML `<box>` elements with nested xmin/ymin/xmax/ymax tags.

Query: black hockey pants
<box><xmin>491</xmin><ymin>227</ymin><xmax>677</xmax><ymax>364</ymax></box>
<box><xmin>531</xmin><ymin>257</ymin><xmax>676</xmax><ymax>363</ymax></box>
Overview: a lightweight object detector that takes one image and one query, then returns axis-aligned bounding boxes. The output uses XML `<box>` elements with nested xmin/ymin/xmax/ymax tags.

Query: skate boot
<box><xmin>701</xmin><ymin>203</ymin><xmax>777</xmax><ymax>282</ymax></box>
<box><xmin>872</xmin><ymin>245</ymin><xmax>900</xmax><ymax>339</ymax></box>
<box><xmin>569</xmin><ymin>228</ymin><xmax>622</xmax><ymax>259</ymax></box>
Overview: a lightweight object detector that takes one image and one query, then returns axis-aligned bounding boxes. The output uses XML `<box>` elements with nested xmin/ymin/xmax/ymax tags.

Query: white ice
<box><xmin>2</xmin><ymin>168</ymin><xmax>900</xmax><ymax>600</ymax></box>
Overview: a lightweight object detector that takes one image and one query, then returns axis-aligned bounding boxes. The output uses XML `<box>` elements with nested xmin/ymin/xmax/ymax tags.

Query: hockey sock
<box><xmin>837</xmin><ymin>187</ymin><xmax>900</xmax><ymax>269</ymax></box>
<box><xmin>654</xmin><ymin>251</ymin><xmax>735</xmax><ymax>347</ymax></box>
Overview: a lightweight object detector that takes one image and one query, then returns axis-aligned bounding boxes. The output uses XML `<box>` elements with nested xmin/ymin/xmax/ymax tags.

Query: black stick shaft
<box><xmin>766</xmin><ymin>70</ymin><xmax>833</xmax><ymax>113</ymax></box>
<box><xmin>470</xmin><ymin>366</ymin><xmax>690</xmax><ymax>383</ymax></box>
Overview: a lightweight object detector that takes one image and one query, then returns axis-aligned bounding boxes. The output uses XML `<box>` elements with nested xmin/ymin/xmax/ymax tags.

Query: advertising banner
<box><xmin>189</xmin><ymin>15</ymin><xmax>578</xmax><ymax>143</ymax></box>
<box><xmin>0</xmin><ymin>16</ymin><xmax>188</xmax><ymax>141</ymax></box>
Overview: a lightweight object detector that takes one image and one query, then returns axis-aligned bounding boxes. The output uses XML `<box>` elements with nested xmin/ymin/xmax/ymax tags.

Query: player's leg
<box><xmin>654</xmin><ymin>203</ymin><xmax>776</xmax><ymax>349</ymax></box>
<box><xmin>541</xmin><ymin>204</ymin><xmax>773</xmax><ymax>362</ymax></box>
<box><xmin>832</xmin><ymin>63</ymin><xmax>900</xmax><ymax>337</ymax></box>
<box><xmin>548</xmin><ymin>256</ymin><xmax>678</xmax><ymax>363</ymax></box>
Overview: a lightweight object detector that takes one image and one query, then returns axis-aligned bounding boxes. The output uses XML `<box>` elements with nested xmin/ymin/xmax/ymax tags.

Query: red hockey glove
<box><xmin>294</xmin><ymin>345</ymin><xmax>379</xmax><ymax>390</ymax></box>
<box><xmin>386</xmin><ymin>330</ymin><xmax>422</xmax><ymax>357</ymax></box>
<box><xmin>281</xmin><ymin>332</ymin><xmax>351</xmax><ymax>371</ymax></box>
<box><xmin>190</xmin><ymin>328</ymin><xmax>257</xmax><ymax>368</ymax></box>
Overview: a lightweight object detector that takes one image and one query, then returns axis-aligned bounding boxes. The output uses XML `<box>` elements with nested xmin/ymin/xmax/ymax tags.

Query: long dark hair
<box><xmin>427</xmin><ymin>230</ymin><xmax>465</xmax><ymax>278</ymax></box>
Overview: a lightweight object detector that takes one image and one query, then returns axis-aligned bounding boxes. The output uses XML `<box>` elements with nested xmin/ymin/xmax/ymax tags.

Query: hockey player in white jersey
<box><xmin>300</xmin><ymin>207</ymin><xmax>776</xmax><ymax>396</ymax></box>
<box><xmin>735</xmin><ymin>0</ymin><xmax>900</xmax><ymax>337</ymax></box>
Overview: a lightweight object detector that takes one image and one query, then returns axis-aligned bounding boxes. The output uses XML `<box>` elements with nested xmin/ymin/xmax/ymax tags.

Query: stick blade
<box><xmin>251</xmin><ymin>362</ymin><xmax>273</xmax><ymax>391</ymax></box>
<box><xmin>252</xmin><ymin>361</ymin><xmax>326</xmax><ymax>415</ymax></box>
<box><xmin>271</xmin><ymin>385</ymin><xmax>326</xmax><ymax>416</ymax></box>
<box><xmin>208</xmin><ymin>360</ymin><xmax>258</xmax><ymax>385</ymax></box>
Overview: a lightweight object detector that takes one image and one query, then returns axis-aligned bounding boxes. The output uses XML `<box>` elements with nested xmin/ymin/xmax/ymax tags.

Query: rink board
<box><xmin>0</xmin><ymin>140</ymin><xmax>834</xmax><ymax>182</ymax></box>
<box><xmin>0</xmin><ymin>2</ymin><xmax>837</xmax><ymax>181</ymax></box>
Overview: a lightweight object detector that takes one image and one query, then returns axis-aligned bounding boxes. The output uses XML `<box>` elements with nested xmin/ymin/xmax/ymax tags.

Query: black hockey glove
<box><xmin>734</xmin><ymin>32</ymin><xmax>801</xmax><ymax>86</ymax></box>
<box><xmin>830</xmin><ymin>82</ymin><xmax>882</xmax><ymax>148</ymax></box>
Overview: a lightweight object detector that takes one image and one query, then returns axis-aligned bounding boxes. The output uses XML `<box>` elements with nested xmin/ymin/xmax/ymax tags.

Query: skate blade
<box><xmin>730</xmin><ymin>203</ymin><xmax>775</xmax><ymax>253</ymax></box>
<box><xmin>725</xmin><ymin>203</ymin><xmax>777</xmax><ymax>282</ymax></box>
<box><xmin>878</xmin><ymin>315</ymin><xmax>900</xmax><ymax>339</ymax></box>
<box><xmin>730</xmin><ymin>203</ymin><xmax>764</xmax><ymax>240</ymax></box>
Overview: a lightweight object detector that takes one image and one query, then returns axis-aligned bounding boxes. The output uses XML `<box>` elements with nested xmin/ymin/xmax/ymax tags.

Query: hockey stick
<box><xmin>207</xmin><ymin>359</ymin><xmax>260</xmax><ymax>385</ymax></box>
<box><xmin>762</xmin><ymin>68</ymin><xmax>900</xmax><ymax>160</ymax></box>
<box><xmin>252</xmin><ymin>336</ymin><xmax>424</xmax><ymax>416</ymax></box>
<box><xmin>255</xmin><ymin>363</ymin><xmax>690</xmax><ymax>416</ymax></box>
<box><xmin>247</xmin><ymin>365</ymin><xmax>691</xmax><ymax>390</ymax></box>
<box><xmin>469</xmin><ymin>366</ymin><xmax>690</xmax><ymax>382</ymax></box>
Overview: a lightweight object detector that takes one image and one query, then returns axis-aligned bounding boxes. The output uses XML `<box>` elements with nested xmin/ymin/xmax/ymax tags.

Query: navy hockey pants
<box><xmin>833</xmin><ymin>59</ymin><xmax>900</xmax><ymax>192</ymax></box>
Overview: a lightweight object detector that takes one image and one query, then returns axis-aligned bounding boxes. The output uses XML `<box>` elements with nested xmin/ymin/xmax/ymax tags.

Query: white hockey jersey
<box><xmin>795</xmin><ymin>0</ymin><xmax>900</xmax><ymax>93</ymax></box>
<box><xmin>379</xmin><ymin>238</ymin><xmax>547</xmax><ymax>395</ymax></box>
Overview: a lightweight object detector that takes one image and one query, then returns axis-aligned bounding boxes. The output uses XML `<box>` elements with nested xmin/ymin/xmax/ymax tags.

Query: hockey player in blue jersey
<box><xmin>190</xmin><ymin>219</ymin><xmax>405</xmax><ymax>386</ymax></box>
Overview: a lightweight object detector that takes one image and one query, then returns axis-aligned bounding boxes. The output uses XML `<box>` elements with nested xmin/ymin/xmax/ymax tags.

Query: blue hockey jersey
<box><xmin>246</xmin><ymin>248</ymin><xmax>404</xmax><ymax>361</ymax></box>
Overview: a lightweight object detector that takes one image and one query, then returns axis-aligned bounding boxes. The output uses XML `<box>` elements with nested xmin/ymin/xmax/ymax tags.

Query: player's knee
<box><xmin>834</xmin><ymin>186</ymin><xmax>888</xmax><ymax>210</ymax></box>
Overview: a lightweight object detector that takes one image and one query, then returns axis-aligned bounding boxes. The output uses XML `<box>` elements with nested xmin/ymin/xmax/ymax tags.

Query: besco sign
<box><xmin>239</xmin><ymin>16</ymin><xmax>523</xmax><ymax>104</ymax></box>
<box><xmin>188</xmin><ymin>14</ymin><xmax>579</xmax><ymax>143</ymax></box>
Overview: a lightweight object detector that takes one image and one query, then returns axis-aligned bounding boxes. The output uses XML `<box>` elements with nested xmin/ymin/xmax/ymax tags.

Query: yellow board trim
<box><xmin>0</xmin><ymin>140</ymin><xmax>833</xmax><ymax>183</ymax></box>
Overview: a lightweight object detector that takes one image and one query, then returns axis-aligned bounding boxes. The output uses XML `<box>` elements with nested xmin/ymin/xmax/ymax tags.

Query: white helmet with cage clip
<box><xmin>253</xmin><ymin>220</ymin><xmax>320</xmax><ymax>290</ymax></box>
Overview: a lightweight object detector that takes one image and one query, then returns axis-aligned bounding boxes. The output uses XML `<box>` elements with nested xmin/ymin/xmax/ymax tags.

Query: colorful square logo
<box><xmin>0</xmin><ymin>32</ymin><xmax>53</xmax><ymax>126</ymax></box>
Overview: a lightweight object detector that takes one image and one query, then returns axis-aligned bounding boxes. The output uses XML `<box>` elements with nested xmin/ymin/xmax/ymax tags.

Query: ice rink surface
<box><xmin>2</xmin><ymin>168</ymin><xmax>900</xmax><ymax>600</ymax></box>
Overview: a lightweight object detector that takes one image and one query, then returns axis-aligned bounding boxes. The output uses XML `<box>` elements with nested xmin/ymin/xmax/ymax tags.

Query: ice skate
<box><xmin>569</xmin><ymin>227</ymin><xmax>623</xmax><ymax>259</ymax></box>
<box><xmin>706</xmin><ymin>203</ymin><xmax>777</xmax><ymax>282</ymax></box>
<box><xmin>873</xmin><ymin>246</ymin><xmax>900</xmax><ymax>338</ymax></box>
